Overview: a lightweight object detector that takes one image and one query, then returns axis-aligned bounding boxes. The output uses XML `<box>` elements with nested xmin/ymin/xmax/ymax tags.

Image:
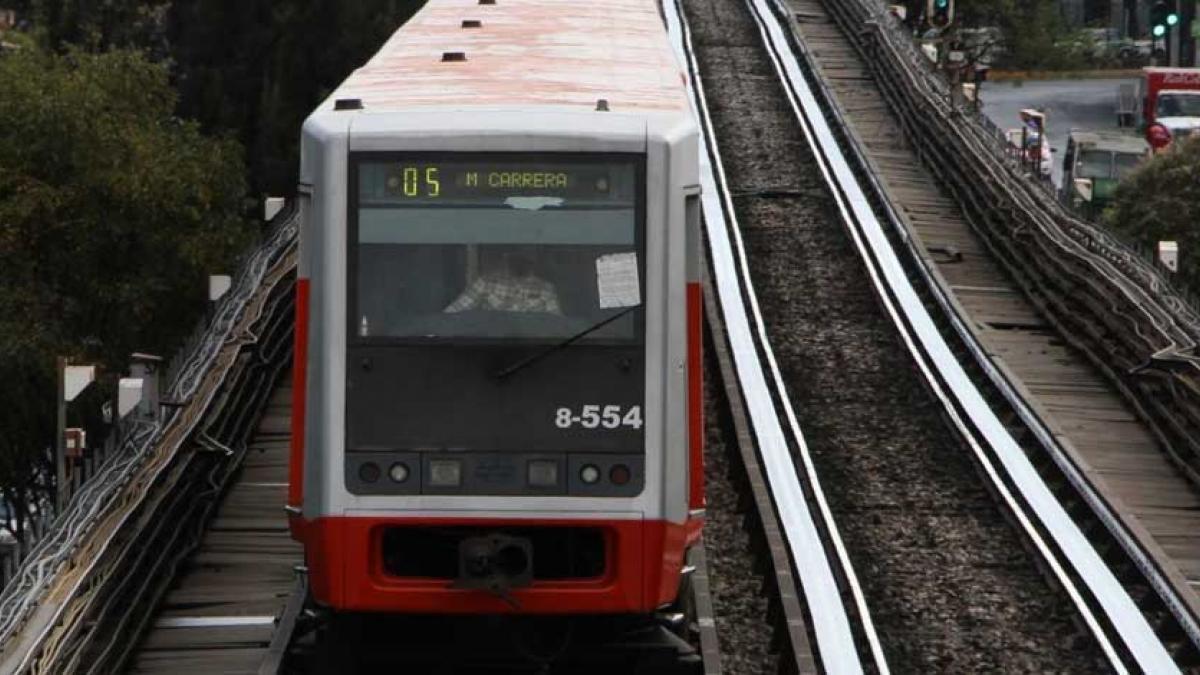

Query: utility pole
<box><xmin>55</xmin><ymin>360</ymin><xmax>95</xmax><ymax>513</ymax></box>
<box><xmin>1171</xmin><ymin>1</ymin><xmax>1182</xmax><ymax>66</ymax></box>
<box><xmin>55</xmin><ymin>357</ymin><xmax>66</xmax><ymax>514</ymax></box>
<box><xmin>1183</xmin><ymin>0</ymin><xmax>1198</xmax><ymax>66</ymax></box>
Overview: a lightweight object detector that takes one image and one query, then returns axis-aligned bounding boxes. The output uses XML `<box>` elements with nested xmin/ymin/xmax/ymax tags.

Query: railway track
<box><xmin>807</xmin><ymin>0</ymin><xmax>1200</xmax><ymax>655</ymax></box>
<box><xmin>790</xmin><ymin>0</ymin><xmax>1200</xmax><ymax>666</ymax></box>
<box><xmin>126</xmin><ymin>381</ymin><xmax>304</xmax><ymax>674</ymax></box>
<box><xmin>676</xmin><ymin>0</ymin><xmax>1093</xmax><ymax>670</ymax></box>
<box><xmin>671</xmin><ymin>0</ymin><xmax>1199</xmax><ymax>671</ymax></box>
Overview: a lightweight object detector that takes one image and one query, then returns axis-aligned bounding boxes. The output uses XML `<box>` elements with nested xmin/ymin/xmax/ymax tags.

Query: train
<box><xmin>287</xmin><ymin>0</ymin><xmax>704</xmax><ymax>620</ymax></box>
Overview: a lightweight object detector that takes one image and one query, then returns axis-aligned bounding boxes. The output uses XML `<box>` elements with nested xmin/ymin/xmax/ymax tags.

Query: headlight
<box><xmin>579</xmin><ymin>464</ymin><xmax>601</xmax><ymax>485</ymax></box>
<box><xmin>388</xmin><ymin>462</ymin><xmax>410</xmax><ymax>483</ymax></box>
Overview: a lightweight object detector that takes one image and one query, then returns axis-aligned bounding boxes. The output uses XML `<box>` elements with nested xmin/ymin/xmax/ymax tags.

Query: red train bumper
<box><xmin>294</xmin><ymin>516</ymin><xmax>699</xmax><ymax>614</ymax></box>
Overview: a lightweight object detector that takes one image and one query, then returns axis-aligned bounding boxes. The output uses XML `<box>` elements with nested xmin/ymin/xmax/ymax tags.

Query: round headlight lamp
<box><xmin>580</xmin><ymin>464</ymin><xmax>601</xmax><ymax>485</ymax></box>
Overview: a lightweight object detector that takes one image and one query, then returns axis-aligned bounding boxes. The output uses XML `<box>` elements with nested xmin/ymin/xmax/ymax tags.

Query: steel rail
<box><xmin>258</xmin><ymin>576</ymin><xmax>309</xmax><ymax>675</ymax></box>
<box><xmin>665</xmin><ymin>1</ymin><xmax>887</xmax><ymax>672</ymax></box>
<box><xmin>687</xmin><ymin>541</ymin><xmax>722</xmax><ymax>675</ymax></box>
<box><xmin>700</xmin><ymin>265</ymin><xmax>818</xmax><ymax>674</ymax></box>
<box><xmin>747</xmin><ymin>0</ymin><xmax>1180</xmax><ymax>671</ymax></box>
<box><xmin>0</xmin><ymin>208</ymin><xmax>298</xmax><ymax>672</ymax></box>
<box><xmin>816</xmin><ymin>0</ymin><xmax>1200</xmax><ymax>652</ymax></box>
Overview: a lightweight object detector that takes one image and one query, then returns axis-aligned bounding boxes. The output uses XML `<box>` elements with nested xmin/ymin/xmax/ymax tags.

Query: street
<box><xmin>979</xmin><ymin>77</ymin><xmax>1139</xmax><ymax>186</ymax></box>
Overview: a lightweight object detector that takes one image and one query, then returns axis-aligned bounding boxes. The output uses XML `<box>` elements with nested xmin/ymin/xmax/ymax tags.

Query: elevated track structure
<box><xmin>804</xmin><ymin>0</ymin><xmax>1200</xmax><ymax>656</ymax></box>
<box><xmin>676</xmin><ymin>0</ymin><xmax>1200</xmax><ymax>670</ymax></box>
<box><xmin>0</xmin><ymin>210</ymin><xmax>298</xmax><ymax>674</ymax></box>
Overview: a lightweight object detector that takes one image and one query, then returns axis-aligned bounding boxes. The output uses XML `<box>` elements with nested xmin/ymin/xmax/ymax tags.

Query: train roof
<box><xmin>328</xmin><ymin>0</ymin><xmax>689</xmax><ymax>115</ymax></box>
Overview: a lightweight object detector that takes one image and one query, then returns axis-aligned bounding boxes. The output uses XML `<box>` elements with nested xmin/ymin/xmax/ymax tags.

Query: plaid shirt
<box><xmin>444</xmin><ymin>272</ymin><xmax>561</xmax><ymax>314</ymax></box>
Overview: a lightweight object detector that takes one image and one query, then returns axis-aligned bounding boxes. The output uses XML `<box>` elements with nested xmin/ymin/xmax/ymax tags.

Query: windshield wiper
<box><xmin>493</xmin><ymin>306</ymin><xmax>638</xmax><ymax>381</ymax></box>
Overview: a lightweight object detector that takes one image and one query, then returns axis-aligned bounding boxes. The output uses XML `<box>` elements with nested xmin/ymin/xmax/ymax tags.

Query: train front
<box><xmin>290</xmin><ymin>109</ymin><xmax>702</xmax><ymax>615</ymax></box>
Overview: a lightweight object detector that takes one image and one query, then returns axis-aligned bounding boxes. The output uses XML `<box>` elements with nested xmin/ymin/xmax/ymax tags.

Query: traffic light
<box><xmin>1150</xmin><ymin>1</ymin><xmax>1178</xmax><ymax>39</ymax></box>
<box><xmin>927</xmin><ymin>0</ymin><xmax>953</xmax><ymax>29</ymax></box>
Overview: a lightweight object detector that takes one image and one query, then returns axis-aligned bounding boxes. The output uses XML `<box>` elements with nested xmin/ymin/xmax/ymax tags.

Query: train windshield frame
<box><xmin>344</xmin><ymin>152</ymin><xmax>648</xmax><ymax>459</ymax></box>
<box><xmin>348</xmin><ymin>152</ymin><xmax>647</xmax><ymax>347</ymax></box>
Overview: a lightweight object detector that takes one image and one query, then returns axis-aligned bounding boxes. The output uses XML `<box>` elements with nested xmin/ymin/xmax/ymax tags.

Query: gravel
<box><xmin>701</xmin><ymin>343</ymin><xmax>777</xmax><ymax>675</ymax></box>
<box><xmin>683</xmin><ymin>0</ymin><xmax>1112</xmax><ymax>671</ymax></box>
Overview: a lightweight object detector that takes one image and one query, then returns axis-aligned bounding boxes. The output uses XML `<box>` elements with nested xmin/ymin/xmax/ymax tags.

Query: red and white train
<box><xmin>288</xmin><ymin>0</ymin><xmax>702</xmax><ymax>617</ymax></box>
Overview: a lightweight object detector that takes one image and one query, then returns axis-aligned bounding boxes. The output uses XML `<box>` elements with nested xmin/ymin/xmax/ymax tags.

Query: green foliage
<box><xmin>30</xmin><ymin>0</ymin><xmax>170</xmax><ymax>55</ymax></box>
<box><xmin>0</xmin><ymin>0</ymin><xmax>419</xmax><ymax>538</ymax></box>
<box><xmin>0</xmin><ymin>46</ymin><xmax>252</xmax><ymax>532</ymax></box>
<box><xmin>25</xmin><ymin>1</ymin><xmax>424</xmax><ymax>196</ymax></box>
<box><xmin>0</xmin><ymin>46</ymin><xmax>251</xmax><ymax>365</ymax></box>
<box><xmin>1104</xmin><ymin>136</ymin><xmax>1200</xmax><ymax>290</ymax></box>
<box><xmin>955</xmin><ymin>0</ymin><xmax>1090</xmax><ymax>70</ymax></box>
<box><xmin>0</xmin><ymin>304</ymin><xmax>56</xmax><ymax>542</ymax></box>
<box><xmin>166</xmin><ymin>0</ymin><xmax>424</xmax><ymax>195</ymax></box>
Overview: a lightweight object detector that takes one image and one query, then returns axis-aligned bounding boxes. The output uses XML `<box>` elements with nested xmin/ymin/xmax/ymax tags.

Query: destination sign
<box><xmin>359</xmin><ymin>157</ymin><xmax>633</xmax><ymax>204</ymax></box>
<box><xmin>382</xmin><ymin>166</ymin><xmax>605</xmax><ymax>198</ymax></box>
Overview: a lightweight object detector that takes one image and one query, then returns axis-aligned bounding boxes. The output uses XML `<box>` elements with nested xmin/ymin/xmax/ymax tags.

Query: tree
<box><xmin>0</xmin><ymin>299</ymin><xmax>57</xmax><ymax>545</ymax></box>
<box><xmin>165</xmin><ymin>0</ymin><xmax>424</xmax><ymax>196</ymax></box>
<box><xmin>1104</xmin><ymin>136</ymin><xmax>1200</xmax><ymax>290</ymax></box>
<box><xmin>23</xmin><ymin>0</ymin><xmax>425</xmax><ymax>197</ymax></box>
<box><xmin>30</xmin><ymin>0</ymin><xmax>170</xmax><ymax>56</ymax></box>
<box><xmin>951</xmin><ymin>0</ymin><xmax>1090</xmax><ymax>70</ymax></box>
<box><xmin>0</xmin><ymin>46</ymin><xmax>252</xmax><ymax>538</ymax></box>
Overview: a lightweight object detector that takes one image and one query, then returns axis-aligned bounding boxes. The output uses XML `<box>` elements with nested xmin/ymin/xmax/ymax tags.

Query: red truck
<box><xmin>1137</xmin><ymin>67</ymin><xmax>1200</xmax><ymax>150</ymax></box>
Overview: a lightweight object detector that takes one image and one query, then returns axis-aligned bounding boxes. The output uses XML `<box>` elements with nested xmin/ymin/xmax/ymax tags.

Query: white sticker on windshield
<box><xmin>596</xmin><ymin>252</ymin><xmax>641</xmax><ymax>309</ymax></box>
<box><xmin>504</xmin><ymin>196</ymin><xmax>564</xmax><ymax>211</ymax></box>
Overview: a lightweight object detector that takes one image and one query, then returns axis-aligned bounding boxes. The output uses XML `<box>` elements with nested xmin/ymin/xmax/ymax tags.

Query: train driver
<box><xmin>443</xmin><ymin>246</ymin><xmax>563</xmax><ymax>315</ymax></box>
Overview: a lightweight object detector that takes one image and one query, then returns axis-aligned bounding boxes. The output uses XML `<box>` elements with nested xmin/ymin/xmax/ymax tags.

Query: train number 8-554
<box><xmin>555</xmin><ymin>405</ymin><xmax>643</xmax><ymax>430</ymax></box>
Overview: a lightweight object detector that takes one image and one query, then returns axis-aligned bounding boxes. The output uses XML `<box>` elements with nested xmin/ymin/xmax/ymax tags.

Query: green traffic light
<box><xmin>1167</xmin><ymin>13</ymin><xmax>1179</xmax><ymax>26</ymax></box>
<box><xmin>935</xmin><ymin>0</ymin><xmax>948</xmax><ymax>7</ymax></box>
<box><xmin>1153</xmin><ymin>24</ymin><xmax>1167</xmax><ymax>37</ymax></box>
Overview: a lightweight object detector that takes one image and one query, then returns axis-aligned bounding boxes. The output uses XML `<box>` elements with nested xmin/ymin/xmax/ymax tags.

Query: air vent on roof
<box><xmin>462</xmin><ymin>19</ymin><xmax>482</xmax><ymax>28</ymax></box>
<box><xmin>596</xmin><ymin>99</ymin><xmax>610</xmax><ymax>112</ymax></box>
<box><xmin>334</xmin><ymin>98</ymin><xmax>363</xmax><ymax>111</ymax></box>
<box><xmin>479</xmin><ymin>0</ymin><xmax>496</xmax><ymax>5</ymax></box>
<box><xmin>442</xmin><ymin>51</ymin><xmax>467</xmax><ymax>62</ymax></box>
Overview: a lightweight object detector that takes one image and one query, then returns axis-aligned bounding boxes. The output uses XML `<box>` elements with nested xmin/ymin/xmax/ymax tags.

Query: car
<box><xmin>1059</xmin><ymin>130</ymin><xmax>1149</xmax><ymax>217</ymax></box>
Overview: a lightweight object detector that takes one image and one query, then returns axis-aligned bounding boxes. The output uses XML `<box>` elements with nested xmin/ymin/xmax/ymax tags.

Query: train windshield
<box><xmin>347</xmin><ymin>153</ymin><xmax>646</xmax><ymax>459</ymax></box>
<box><xmin>353</xmin><ymin>155</ymin><xmax>642</xmax><ymax>343</ymax></box>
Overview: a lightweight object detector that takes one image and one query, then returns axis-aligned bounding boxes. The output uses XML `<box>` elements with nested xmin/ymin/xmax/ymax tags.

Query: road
<box><xmin>979</xmin><ymin>77</ymin><xmax>1138</xmax><ymax>186</ymax></box>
